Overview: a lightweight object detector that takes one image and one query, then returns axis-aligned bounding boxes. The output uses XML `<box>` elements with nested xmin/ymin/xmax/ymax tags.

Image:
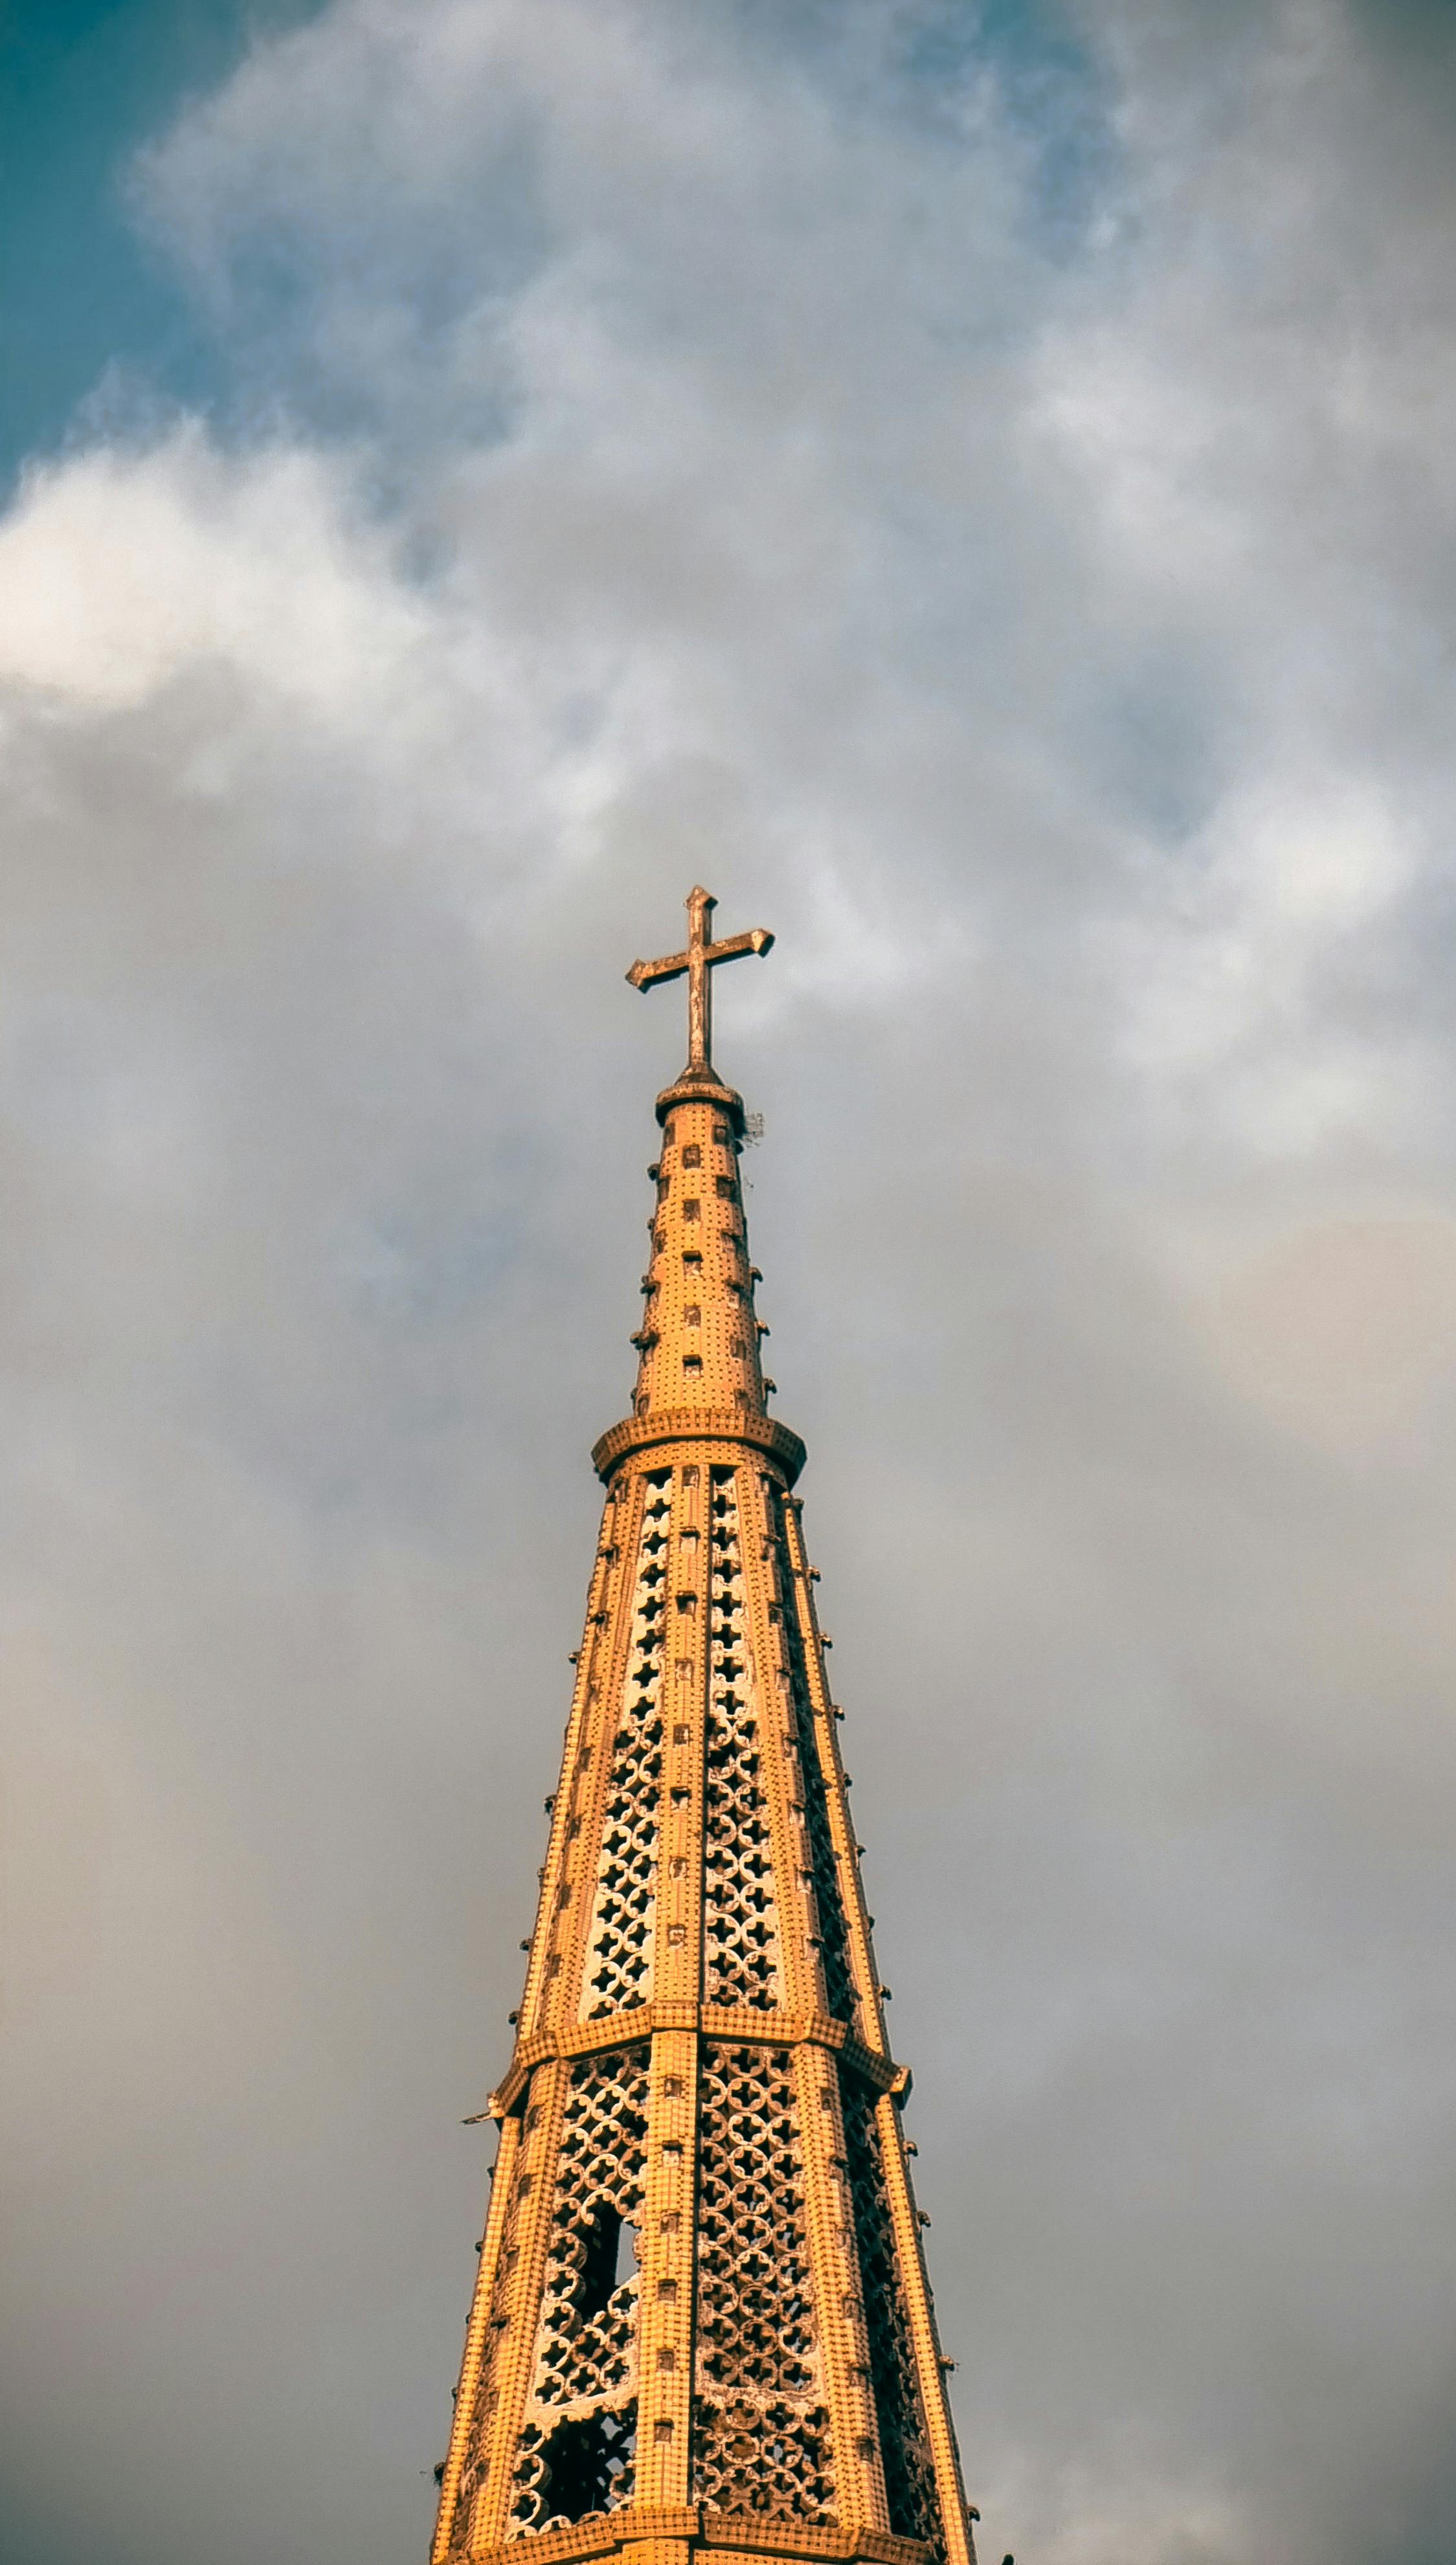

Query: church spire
<box><xmin>430</xmin><ymin>899</ymin><xmax>976</xmax><ymax>2565</ymax></box>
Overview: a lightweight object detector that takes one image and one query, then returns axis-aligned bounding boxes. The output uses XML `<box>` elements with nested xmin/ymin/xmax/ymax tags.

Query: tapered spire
<box><xmin>430</xmin><ymin>902</ymin><xmax>976</xmax><ymax>2565</ymax></box>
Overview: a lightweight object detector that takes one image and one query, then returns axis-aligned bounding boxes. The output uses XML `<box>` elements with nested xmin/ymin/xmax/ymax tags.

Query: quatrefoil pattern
<box><xmin>691</xmin><ymin>2394</ymin><xmax>835</xmax><ymax>2520</ymax></box>
<box><xmin>512</xmin><ymin>2401</ymin><xmax>637</xmax><ymax>2539</ymax></box>
<box><xmin>691</xmin><ymin>2042</ymin><xmax>834</xmax><ymax>2518</ymax></box>
<box><xmin>508</xmin><ymin>2047</ymin><xmax>650</xmax><ymax>2535</ymax></box>
<box><xmin>704</xmin><ymin>1472</ymin><xmax>781</xmax><ymax>2011</ymax></box>
<box><xmin>583</xmin><ymin>1475</ymin><xmax>671</xmax><ymax>2018</ymax></box>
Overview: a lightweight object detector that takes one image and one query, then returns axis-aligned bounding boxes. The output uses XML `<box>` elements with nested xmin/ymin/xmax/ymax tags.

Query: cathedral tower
<box><xmin>431</xmin><ymin>891</ymin><xmax>976</xmax><ymax>2565</ymax></box>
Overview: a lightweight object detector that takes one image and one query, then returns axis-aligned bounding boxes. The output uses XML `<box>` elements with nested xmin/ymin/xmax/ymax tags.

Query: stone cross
<box><xmin>627</xmin><ymin>885</ymin><xmax>774</xmax><ymax>1073</ymax></box>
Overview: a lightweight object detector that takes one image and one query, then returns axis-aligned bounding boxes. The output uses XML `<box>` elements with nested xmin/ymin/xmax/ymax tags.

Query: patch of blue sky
<box><xmin>164</xmin><ymin>113</ymin><xmax>555</xmax><ymax>465</ymax></box>
<box><xmin>728</xmin><ymin>0</ymin><xmax>1121</xmax><ymax>263</ymax></box>
<box><xmin>0</xmin><ymin>0</ymin><xmax>326</xmax><ymax>491</ymax></box>
<box><xmin>893</xmin><ymin>0</ymin><xmax>1121</xmax><ymax>260</ymax></box>
<box><xmin>1</xmin><ymin>1</ymin><xmax>1123</xmax><ymax>495</ymax></box>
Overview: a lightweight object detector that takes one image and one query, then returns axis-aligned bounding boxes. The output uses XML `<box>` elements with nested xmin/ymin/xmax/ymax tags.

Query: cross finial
<box><xmin>626</xmin><ymin>886</ymin><xmax>774</xmax><ymax>1073</ymax></box>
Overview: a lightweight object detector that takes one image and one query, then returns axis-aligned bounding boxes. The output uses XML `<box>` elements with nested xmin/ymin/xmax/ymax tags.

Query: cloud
<box><xmin>3</xmin><ymin>5</ymin><xmax>1456</xmax><ymax>2562</ymax></box>
<box><xmin>0</xmin><ymin>432</ymin><xmax>427</xmax><ymax>713</ymax></box>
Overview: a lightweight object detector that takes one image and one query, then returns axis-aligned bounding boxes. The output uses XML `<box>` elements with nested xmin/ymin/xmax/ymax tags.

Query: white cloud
<box><xmin>0</xmin><ymin>432</ymin><xmax>428</xmax><ymax>715</ymax></box>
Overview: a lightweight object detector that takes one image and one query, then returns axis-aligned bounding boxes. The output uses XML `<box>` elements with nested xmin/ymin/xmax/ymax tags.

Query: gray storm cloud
<box><xmin>3</xmin><ymin>5</ymin><xmax>1456</xmax><ymax>2563</ymax></box>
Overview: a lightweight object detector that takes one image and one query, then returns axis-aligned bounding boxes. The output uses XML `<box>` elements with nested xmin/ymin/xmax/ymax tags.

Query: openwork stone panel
<box><xmin>768</xmin><ymin>1491</ymin><xmax>856</xmax><ymax>2024</ymax></box>
<box><xmin>583</xmin><ymin>1475</ymin><xmax>670</xmax><ymax>2018</ymax></box>
<box><xmin>509</xmin><ymin>2048</ymin><xmax>649</xmax><ymax>2535</ymax></box>
<box><xmin>691</xmin><ymin>2395</ymin><xmax>835</xmax><ymax>2522</ymax></box>
<box><xmin>704</xmin><ymin>1471</ymin><xmax>780</xmax><ymax>2011</ymax></box>
<box><xmin>512</xmin><ymin>2401</ymin><xmax>637</xmax><ymax>2538</ymax></box>
<box><xmin>838</xmin><ymin>2076</ymin><xmax>942</xmax><ymax>2557</ymax></box>
<box><xmin>692</xmin><ymin>2042</ymin><xmax>834</xmax><ymax>2520</ymax></box>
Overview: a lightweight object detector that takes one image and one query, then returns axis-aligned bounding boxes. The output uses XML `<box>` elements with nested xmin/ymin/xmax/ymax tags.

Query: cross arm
<box><xmin>625</xmin><ymin>926</ymin><xmax>774</xmax><ymax>992</ymax></box>
<box><xmin>626</xmin><ymin>948</ymin><xmax>689</xmax><ymax>992</ymax></box>
<box><xmin>704</xmin><ymin>927</ymin><xmax>775</xmax><ymax>967</ymax></box>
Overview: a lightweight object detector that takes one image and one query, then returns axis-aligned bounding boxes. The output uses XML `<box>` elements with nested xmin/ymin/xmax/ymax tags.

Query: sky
<box><xmin>3</xmin><ymin>3</ymin><xmax>1456</xmax><ymax>2561</ymax></box>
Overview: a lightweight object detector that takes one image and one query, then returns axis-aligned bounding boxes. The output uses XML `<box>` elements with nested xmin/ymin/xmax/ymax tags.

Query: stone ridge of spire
<box><xmin>623</xmin><ymin>1075</ymin><xmax>774</xmax><ymax>1433</ymax></box>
